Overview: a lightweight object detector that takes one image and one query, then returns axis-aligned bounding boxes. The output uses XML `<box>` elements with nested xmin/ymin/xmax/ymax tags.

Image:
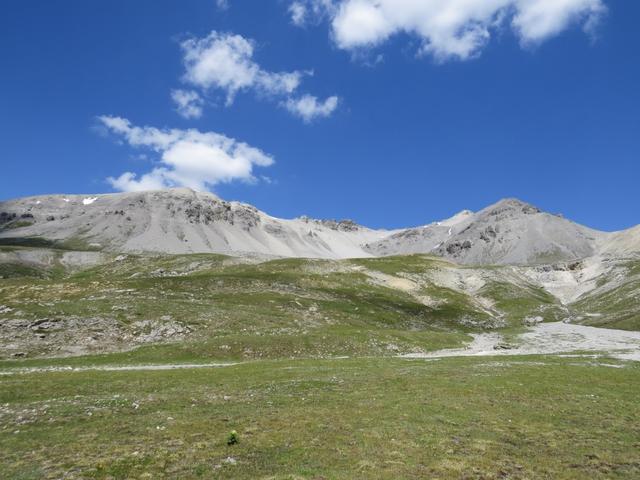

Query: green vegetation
<box><xmin>0</xmin><ymin>237</ymin><xmax>60</xmax><ymax>249</ymax></box>
<box><xmin>2</xmin><ymin>220</ymin><xmax>34</xmax><ymax>230</ymax></box>
<box><xmin>0</xmin><ymin>263</ymin><xmax>49</xmax><ymax>279</ymax></box>
<box><xmin>1</xmin><ymin>249</ymin><xmax>639</xmax><ymax>478</ymax></box>
<box><xmin>4</xmin><ymin>249</ymin><xmax>635</xmax><ymax>361</ymax></box>
<box><xmin>572</xmin><ymin>287</ymin><xmax>640</xmax><ymax>330</ymax></box>
<box><xmin>479</xmin><ymin>281</ymin><xmax>566</xmax><ymax>326</ymax></box>
<box><xmin>0</xmin><ymin>356</ymin><xmax>638</xmax><ymax>479</ymax></box>
<box><xmin>0</xmin><ymin>236</ymin><xmax>101</xmax><ymax>251</ymax></box>
<box><xmin>570</xmin><ymin>260</ymin><xmax>640</xmax><ymax>331</ymax></box>
<box><xmin>1</xmin><ymin>252</ymin><xmax>480</xmax><ymax>361</ymax></box>
<box><xmin>226</xmin><ymin>430</ymin><xmax>239</xmax><ymax>446</ymax></box>
<box><xmin>626</xmin><ymin>260</ymin><xmax>640</xmax><ymax>277</ymax></box>
<box><xmin>351</xmin><ymin>254</ymin><xmax>448</xmax><ymax>275</ymax></box>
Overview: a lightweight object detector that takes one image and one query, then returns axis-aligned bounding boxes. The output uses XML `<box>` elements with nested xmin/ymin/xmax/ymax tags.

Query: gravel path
<box><xmin>0</xmin><ymin>362</ymin><xmax>238</xmax><ymax>376</ymax></box>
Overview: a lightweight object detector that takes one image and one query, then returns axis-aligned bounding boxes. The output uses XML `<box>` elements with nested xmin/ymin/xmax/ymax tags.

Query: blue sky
<box><xmin>1</xmin><ymin>0</ymin><xmax>638</xmax><ymax>231</ymax></box>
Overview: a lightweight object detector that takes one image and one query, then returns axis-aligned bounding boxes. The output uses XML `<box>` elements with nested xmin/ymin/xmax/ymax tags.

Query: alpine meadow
<box><xmin>1</xmin><ymin>1</ymin><xmax>639</xmax><ymax>479</ymax></box>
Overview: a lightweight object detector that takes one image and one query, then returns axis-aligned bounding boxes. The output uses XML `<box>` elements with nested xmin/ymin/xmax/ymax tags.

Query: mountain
<box><xmin>2</xmin><ymin>190</ymin><xmax>640</xmax><ymax>362</ymax></box>
<box><xmin>367</xmin><ymin>199</ymin><xmax>606</xmax><ymax>265</ymax></box>
<box><xmin>0</xmin><ymin>188</ymin><xmax>390</xmax><ymax>259</ymax></box>
<box><xmin>599</xmin><ymin>225</ymin><xmax>640</xmax><ymax>257</ymax></box>
<box><xmin>362</xmin><ymin>210</ymin><xmax>474</xmax><ymax>256</ymax></box>
<box><xmin>0</xmin><ymin>190</ymin><xmax>637</xmax><ymax>265</ymax></box>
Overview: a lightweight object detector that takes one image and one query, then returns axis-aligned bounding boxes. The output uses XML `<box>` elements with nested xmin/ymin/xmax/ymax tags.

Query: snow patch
<box><xmin>83</xmin><ymin>197</ymin><xmax>98</xmax><ymax>205</ymax></box>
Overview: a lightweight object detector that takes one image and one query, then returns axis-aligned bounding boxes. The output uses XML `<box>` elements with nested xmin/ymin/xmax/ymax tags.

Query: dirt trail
<box><xmin>402</xmin><ymin>322</ymin><xmax>640</xmax><ymax>361</ymax></box>
<box><xmin>0</xmin><ymin>362</ymin><xmax>238</xmax><ymax>376</ymax></box>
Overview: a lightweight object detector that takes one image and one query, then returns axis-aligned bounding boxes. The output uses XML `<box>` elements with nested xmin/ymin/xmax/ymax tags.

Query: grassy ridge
<box><xmin>1</xmin><ymin>253</ymin><xmax>476</xmax><ymax>360</ymax></box>
<box><xmin>0</xmin><ymin>251</ymin><xmax>574</xmax><ymax>361</ymax></box>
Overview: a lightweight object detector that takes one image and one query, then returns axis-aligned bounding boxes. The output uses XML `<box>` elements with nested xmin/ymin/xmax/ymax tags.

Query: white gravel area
<box><xmin>402</xmin><ymin>322</ymin><xmax>640</xmax><ymax>362</ymax></box>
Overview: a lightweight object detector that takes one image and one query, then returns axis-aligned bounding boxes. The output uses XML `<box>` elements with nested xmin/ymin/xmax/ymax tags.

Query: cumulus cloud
<box><xmin>216</xmin><ymin>0</ymin><xmax>229</xmax><ymax>10</ymax></box>
<box><xmin>176</xmin><ymin>30</ymin><xmax>338</xmax><ymax>121</ymax></box>
<box><xmin>284</xmin><ymin>94</ymin><xmax>339</xmax><ymax>122</ymax></box>
<box><xmin>180</xmin><ymin>31</ymin><xmax>304</xmax><ymax>105</ymax></box>
<box><xmin>171</xmin><ymin>89</ymin><xmax>204</xmax><ymax>119</ymax></box>
<box><xmin>290</xmin><ymin>0</ymin><xmax>607</xmax><ymax>61</ymax></box>
<box><xmin>99</xmin><ymin>116</ymin><xmax>274</xmax><ymax>192</ymax></box>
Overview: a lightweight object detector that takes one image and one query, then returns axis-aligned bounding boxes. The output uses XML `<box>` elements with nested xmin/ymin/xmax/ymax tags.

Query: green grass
<box><xmin>572</xmin><ymin>283</ymin><xmax>640</xmax><ymax>330</ymax></box>
<box><xmin>1</xmin><ymin>252</ymin><xmax>477</xmax><ymax>361</ymax></box>
<box><xmin>0</xmin><ymin>236</ymin><xmax>100</xmax><ymax>251</ymax></box>
<box><xmin>2</xmin><ymin>249</ymin><xmax>639</xmax><ymax>478</ymax></box>
<box><xmin>479</xmin><ymin>281</ymin><xmax>566</xmax><ymax>326</ymax></box>
<box><xmin>0</xmin><ymin>263</ymin><xmax>49</xmax><ymax>279</ymax></box>
<box><xmin>3</xmin><ymin>249</ymin><xmax>636</xmax><ymax>362</ymax></box>
<box><xmin>1</xmin><ymin>221</ymin><xmax>34</xmax><ymax>230</ymax></box>
<box><xmin>0</xmin><ymin>356</ymin><xmax>638</xmax><ymax>479</ymax></box>
<box><xmin>571</xmin><ymin>259</ymin><xmax>640</xmax><ymax>330</ymax></box>
<box><xmin>626</xmin><ymin>260</ymin><xmax>640</xmax><ymax>277</ymax></box>
<box><xmin>0</xmin><ymin>237</ymin><xmax>58</xmax><ymax>249</ymax></box>
<box><xmin>0</xmin><ymin>324</ymin><xmax>468</xmax><ymax>370</ymax></box>
<box><xmin>351</xmin><ymin>255</ymin><xmax>448</xmax><ymax>275</ymax></box>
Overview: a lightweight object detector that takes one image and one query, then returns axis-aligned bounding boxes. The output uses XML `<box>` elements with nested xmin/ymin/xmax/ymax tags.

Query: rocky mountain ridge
<box><xmin>0</xmin><ymin>189</ymin><xmax>638</xmax><ymax>265</ymax></box>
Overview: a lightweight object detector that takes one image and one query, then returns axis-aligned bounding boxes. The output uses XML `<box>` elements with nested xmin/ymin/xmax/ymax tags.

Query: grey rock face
<box><xmin>0</xmin><ymin>315</ymin><xmax>191</xmax><ymax>358</ymax></box>
<box><xmin>432</xmin><ymin>199</ymin><xmax>603</xmax><ymax>265</ymax></box>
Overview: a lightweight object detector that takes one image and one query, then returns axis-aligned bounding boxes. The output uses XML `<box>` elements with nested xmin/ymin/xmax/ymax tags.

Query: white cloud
<box><xmin>291</xmin><ymin>0</ymin><xmax>607</xmax><ymax>61</ymax></box>
<box><xmin>288</xmin><ymin>0</ymin><xmax>337</xmax><ymax>26</ymax></box>
<box><xmin>171</xmin><ymin>89</ymin><xmax>204</xmax><ymax>119</ymax></box>
<box><xmin>180</xmin><ymin>31</ymin><xmax>304</xmax><ymax>105</ymax></box>
<box><xmin>108</xmin><ymin>170</ymin><xmax>168</xmax><ymax>192</ymax></box>
<box><xmin>289</xmin><ymin>2</ymin><xmax>308</xmax><ymax>26</ymax></box>
<box><xmin>512</xmin><ymin>0</ymin><xmax>607</xmax><ymax>45</ymax></box>
<box><xmin>177</xmin><ymin>30</ymin><xmax>339</xmax><ymax>122</ymax></box>
<box><xmin>284</xmin><ymin>95</ymin><xmax>339</xmax><ymax>122</ymax></box>
<box><xmin>216</xmin><ymin>0</ymin><xmax>229</xmax><ymax>10</ymax></box>
<box><xmin>99</xmin><ymin>116</ymin><xmax>274</xmax><ymax>192</ymax></box>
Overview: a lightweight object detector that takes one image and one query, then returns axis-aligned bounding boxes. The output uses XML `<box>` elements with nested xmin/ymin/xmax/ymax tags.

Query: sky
<box><xmin>1</xmin><ymin>0</ymin><xmax>638</xmax><ymax>231</ymax></box>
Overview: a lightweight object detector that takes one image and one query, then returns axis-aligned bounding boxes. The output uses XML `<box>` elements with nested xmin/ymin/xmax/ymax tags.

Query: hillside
<box><xmin>2</xmin><ymin>245</ymin><xmax>639</xmax><ymax>360</ymax></box>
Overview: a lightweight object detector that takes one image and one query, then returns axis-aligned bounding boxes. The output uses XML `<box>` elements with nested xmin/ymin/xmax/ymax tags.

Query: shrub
<box><xmin>227</xmin><ymin>430</ymin><xmax>239</xmax><ymax>445</ymax></box>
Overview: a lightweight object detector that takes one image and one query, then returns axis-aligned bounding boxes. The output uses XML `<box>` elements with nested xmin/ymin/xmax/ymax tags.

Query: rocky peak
<box><xmin>482</xmin><ymin>198</ymin><xmax>541</xmax><ymax>219</ymax></box>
